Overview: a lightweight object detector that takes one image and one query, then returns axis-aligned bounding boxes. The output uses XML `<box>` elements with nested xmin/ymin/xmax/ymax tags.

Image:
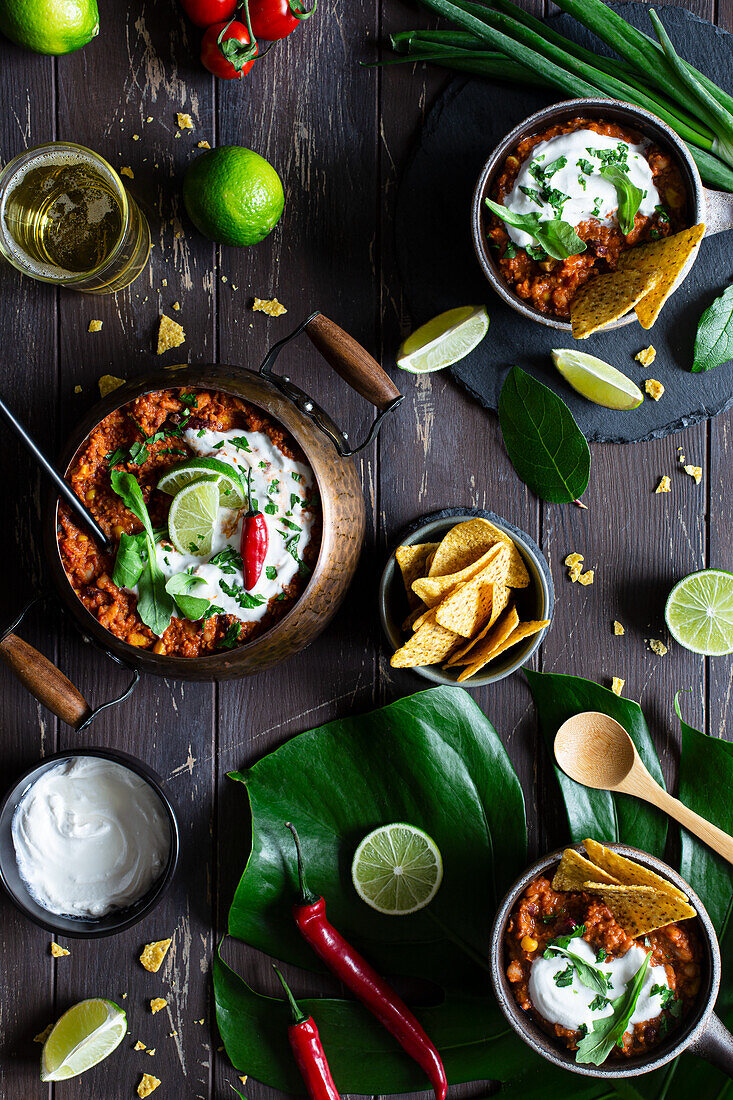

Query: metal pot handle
<box><xmin>688</xmin><ymin>1012</ymin><xmax>733</xmax><ymax>1077</ymax></box>
<box><xmin>703</xmin><ymin>188</ymin><xmax>733</xmax><ymax>236</ymax></box>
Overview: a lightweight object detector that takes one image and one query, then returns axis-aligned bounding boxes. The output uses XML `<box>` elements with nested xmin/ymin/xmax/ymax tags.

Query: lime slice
<box><xmin>551</xmin><ymin>349</ymin><xmax>644</xmax><ymax>411</ymax></box>
<box><xmin>397</xmin><ymin>306</ymin><xmax>489</xmax><ymax>374</ymax></box>
<box><xmin>167</xmin><ymin>478</ymin><xmax>220</xmax><ymax>557</ymax></box>
<box><xmin>665</xmin><ymin>569</ymin><xmax>733</xmax><ymax>656</ymax></box>
<box><xmin>351</xmin><ymin>823</ymin><xmax>443</xmax><ymax>915</ymax></box>
<box><xmin>41</xmin><ymin>999</ymin><xmax>126</xmax><ymax>1082</ymax></box>
<box><xmin>158</xmin><ymin>457</ymin><xmax>246</xmax><ymax>508</ymax></box>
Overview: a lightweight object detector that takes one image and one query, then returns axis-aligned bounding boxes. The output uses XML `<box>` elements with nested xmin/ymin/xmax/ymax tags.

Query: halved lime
<box><xmin>167</xmin><ymin>478</ymin><xmax>220</xmax><ymax>557</ymax></box>
<box><xmin>397</xmin><ymin>306</ymin><xmax>489</xmax><ymax>374</ymax></box>
<box><xmin>665</xmin><ymin>569</ymin><xmax>733</xmax><ymax>656</ymax></box>
<box><xmin>158</xmin><ymin>457</ymin><xmax>246</xmax><ymax>508</ymax></box>
<box><xmin>551</xmin><ymin>349</ymin><xmax>644</xmax><ymax>411</ymax></box>
<box><xmin>351</xmin><ymin>823</ymin><xmax>443</xmax><ymax>915</ymax></box>
<box><xmin>41</xmin><ymin>998</ymin><xmax>126</xmax><ymax>1082</ymax></box>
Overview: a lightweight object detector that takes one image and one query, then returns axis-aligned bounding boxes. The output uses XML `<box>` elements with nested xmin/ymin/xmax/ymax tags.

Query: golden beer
<box><xmin>0</xmin><ymin>143</ymin><xmax>151</xmax><ymax>293</ymax></box>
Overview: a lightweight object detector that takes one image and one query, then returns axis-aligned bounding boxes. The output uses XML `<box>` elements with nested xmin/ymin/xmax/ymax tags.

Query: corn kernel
<box><xmin>520</xmin><ymin>936</ymin><xmax>538</xmax><ymax>953</ymax></box>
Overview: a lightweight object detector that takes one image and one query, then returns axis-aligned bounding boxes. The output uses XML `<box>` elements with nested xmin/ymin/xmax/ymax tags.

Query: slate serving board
<box><xmin>395</xmin><ymin>3</ymin><xmax>733</xmax><ymax>442</ymax></box>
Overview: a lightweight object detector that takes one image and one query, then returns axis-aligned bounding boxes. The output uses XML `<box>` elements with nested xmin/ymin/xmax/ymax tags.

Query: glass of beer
<box><xmin>0</xmin><ymin>141</ymin><xmax>151</xmax><ymax>293</ymax></box>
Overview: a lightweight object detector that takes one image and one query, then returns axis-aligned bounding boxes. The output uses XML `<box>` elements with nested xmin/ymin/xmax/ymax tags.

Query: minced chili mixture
<box><xmin>505</xmin><ymin>876</ymin><xmax>701</xmax><ymax>1058</ymax></box>
<box><xmin>488</xmin><ymin>117</ymin><xmax>688</xmax><ymax>319</ymax></box>
<box><xmin>57</xmin><ymin>388</ymin><xmax>321</xmax><ymax>657</ymax></box>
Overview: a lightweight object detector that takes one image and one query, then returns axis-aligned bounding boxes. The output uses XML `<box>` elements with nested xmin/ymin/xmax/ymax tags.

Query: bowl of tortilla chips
<box><xmin>380</xmin><ymin>509</ymin><xmax>553</xmax><ymax>686</ymax></box>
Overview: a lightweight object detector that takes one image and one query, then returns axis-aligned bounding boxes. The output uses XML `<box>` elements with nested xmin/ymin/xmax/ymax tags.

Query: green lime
<box><xmin>0</xmin><ymin>0</ymin><xmax>99</xmax><ymax>55</ymax></box>
<box><xmin>167</xmin><ymin>478</ymin><xmax>220</xmax><ymax>557</ymax></box>
<box><xmin>183</xmin><ymin>146</ymin><xmax>284</xmax><ymax>247</ymax></box>
<box><xmin>551</xmin><ymin>349</ymin><xmax>644</xmax><ymax>411</ymax></box>
<box><xmin>397</xmin><ymin>306</ymin><xmax>489</xmax><ymax>374</ymax></box>
<box><xmin>158</xmin><ymin>457</ymin><xmax>246</xmax><ymax>508</ymax></box>
<box><xmin>665</xmin><ymin>569</ymin><xmax>733</xmax><ymax>656</ymax></box>
<box><xmin>41</xmin><ymin>998</ymin><xmax>126</xmax><ymax>1082</ymax></box>
<box><xmin>351</xmin><ymin>823</ymin><xmax>443</xmax><ymax>915</ymax></box>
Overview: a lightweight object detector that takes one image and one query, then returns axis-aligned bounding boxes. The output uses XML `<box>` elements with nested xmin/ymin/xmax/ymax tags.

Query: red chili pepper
<box><xmin>273</xmin><ymin>965</ymin><xmax>341</xmax><ymax>1100</ymax></box>
<box><xmin>285</xmin><ymin>823</ymin><xmax>447</xmax><ymax>1100</ymax></box>
<box><xmin>240</xmin><ymin>468</ymin><xmax>268</xmax><ymax>589</ymax></box>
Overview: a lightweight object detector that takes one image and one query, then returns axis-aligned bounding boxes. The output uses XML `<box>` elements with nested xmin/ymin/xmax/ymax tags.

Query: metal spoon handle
<box><xmin>0</xmin><ymin>395</ymin><xmax>109</xmax><ymax>549</ymax></box>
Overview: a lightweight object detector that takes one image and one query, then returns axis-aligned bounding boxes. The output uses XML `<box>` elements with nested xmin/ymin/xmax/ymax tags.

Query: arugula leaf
<box><xmin>692</xmin><ymin>284</ymin><xmax>733</xmax><ymax>372</ymax></box>
<box><xmin>112</xmin><ymin>532</ymin><xmax>145</xmax><ymax>589</ymax></box>
<box><xmin>599</xmin><ymin>165</ymin><xmax>643</xmax><ymax>235</ymax></box>
<box><xmin>110</xmin><ymin>470</ymin><xmax>173</xmax><ymax>636</ymax></box>
<box><xmin>484</xmin><ymin>198</ymin><xmax>586</xmax><ymax>261</ymax></box>
<box><xmin>576</xmin><ymin>952</ymin><xmax>650</xmax><ymax>1065</ymax></box>
<box><xmin>543</xmin><ymin>930</ymin><xmax>609</xmax><ymax>997</ymax></box>
<box><xmin>165</xmin><ymin>572</ymin><xmax>210</xmax><ymax>621</ymax></box>
<box><xmin>498</xmin><ymin>366</ymin><xmax>590</xmax><ymax>503</ymax></box>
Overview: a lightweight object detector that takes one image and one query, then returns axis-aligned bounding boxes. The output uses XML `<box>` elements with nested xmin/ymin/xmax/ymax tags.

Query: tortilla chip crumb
<box><xmin>88</xmin><ymin>319</ymin><xmax>103</xmax><ymax>333</ymax></box>
<box><xmin>177</xmin><ymin>112</ymin><xmax>193</xmax><ymax>130</ymax></box>
<box><xmin>253</xmin><ymin>296</ymin><xmax>288</xmax><ymax>317</ymax></box>
<box><xmin>577</xmin><ymin>569</ymin><xmax>594</xmax><ymax>586</ymax></box>
<box><xmin>150</xmin><ymin>998</ymin><xmax>167</xmax><ymax>1014</ymax></box>
<box><xmin>146</xmin><ymin>116</ymin><xmax>153</xmax><ymax>123</ymax></box>
<box><xmin>139</xmin><ymin>938</ymin><xmax>172</xmax><ymax>973</ymax></box>
<box><xmin>648</xmin><ymin>638</ymin><xmax>668</xmax><ymax>656</ymax></box>
<box><xmin>569</xmin><ymin>562</ymin><xmax>583</xmax><ymax>583</ymax></box>
<box><xmin>197</xmin><ymin>140</ymin><xmax>211</xmax><ymax>149</ymax></box>
<box><xmin>157</xmin><ymin>315</ymin><xmax>186</xmax><ymax>354</ymax></box>
<box><xmin>120</xmin><ymin>166</ymin><xmax>134</xmax><ymax>179</ymax></box>
<box><xmin>197</xmin><ymin>1019</ymin><xmax>204</xmax><ymax>1025</ymax></box>
<box><xmin>611</xmin><ymin>677</ymin><xmax>625</xmax><ymax>696</ymax></box>
<box><xmin>34</xmin><ymin>1024</ymin><xmax>53</xmax><ymax>1044</ymax></box>
<box><xmin>134</xmin><ymin>1041</ymin><xmax>146</xmax><ymax>1051</ymax></box>
<box><xmin>50</xmin><ymin>942</ymin><xmax>69</xmax><ymax>957</ymax></box>
<box><xmin>635</xmin><ymin>345</ymin><xmax>656</xmax><ymax>367</ymax></box>
<box><xmin>683</xmin><ymin>464</ymin><xmax>703</xmax><ymax>484</ymax></box>
<box><xmin>172</xmin><ymin>301</ymin><xmax>181</xmax><ymax>311</ymax></box>
<box><xmin>98</xmin><ymin>374</ymin><xmax>126</xmax><ymax>397</ymax></box>
<box><xmin>645</xmin><ymin>378</ymin><xmax>665</xmax><ymax>401</ymax></box>
<box><xmin>137</xmin><ymin>1074</ymin><xmax>161</xmax><ymax>1097</ymax></box>
<box><xmin>565</xmin><ymin>552</ymin><xmax>583</xmax><ymax>567</ymax></box>
<box><xmin>133</xmin><ymin>134</ymin><xmax>140</xmax><ymax>141</ymax></box>
<box><xmin>613</xmin><ymin>620</ymin><xmax>625</xmax><ymax>635</ymax></box>
<box><xmin>147</xmin><ymin>1048</ymin><xmax>156</xmax><ymax>1055</ymax></box>
<box><xmin>240</xmin><ymin>1077</ymin><xmax>248</xmax><ymax>1086</ymax></box>
<box><xmin>655</xmin><ymin>475</ymin><xmax>671</xmax><ymax>494</ymax></box>
<box><xmin>168</xmin><ymin>1030</ymin><xmax>178</xmax><ymax>1037</ymax></box>
<box><xmin>74</xmin><ymin>384</ymin><xmax>82</xmax><ymax>394</ymax></box>
<box><xmin>122</xmin><ymin>993</ymin><xmax>127</xmax><ymax>999</ymax></box>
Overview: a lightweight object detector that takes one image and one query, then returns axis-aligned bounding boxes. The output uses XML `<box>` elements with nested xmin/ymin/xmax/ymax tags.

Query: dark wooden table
<box><xmin>0</xmin><ymin>0</ymin><xmax>731</xmax><ymax>1096</ymax></box>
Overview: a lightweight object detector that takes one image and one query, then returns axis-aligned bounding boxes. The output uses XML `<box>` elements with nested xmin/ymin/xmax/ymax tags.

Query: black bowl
<box><xmin>0</xmin><ymin>748</ymin><xmax>179</xmax><ymax>938</ymax></box>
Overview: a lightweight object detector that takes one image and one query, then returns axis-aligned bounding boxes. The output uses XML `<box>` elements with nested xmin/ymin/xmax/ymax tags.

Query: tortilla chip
<box><xmin>619</xmin><ymin>224</ymin><xmax>705</xmax><ymax>329</ymax></box>
<box><xmin>390</xmin><ymin>612</ymin><xmax>459</xmax><ymax>668</ymax></box>
<box><xmin>401</xmin><ymin>607</ymin><xmax>424</xmax><ymax>632</ymax></box>
<box><xmin>434</xmin><ymin>562</ymin><xmax>505</xmax><ymax>638</ymax></box>
<box><xmin>571</xmin><ymin>268</ymin><xmax>660</xmax><ymax>339</ymax></box>
<box><xmin>552</xmin><ymin>847</ymin><xmax>621</xmax><ymax>893</ymax></box>
<box><xmin>472</xmin><ymin>520</ymin><xmax>530</xmax><ymax>588</ymax></box>
<box><xmin>411</xmin><ymin>607</ymin><xmax>433</xmax><ymax>632</ymax></box>
<box><xmin>395</xmin><ymin>543</ymin><xmax>439</xmax><ymax>608</ymax></box>
<box><xmin>583</xmin><ymin>882</ymin><xmax>696</xmax><ymax>938</ymax></box>
<box><xmin>413</xmin><ymin>543</ymin><xmax>507</xmax><ymax>608</ymax></box>
<box><xmin>583</xmin><ymin>838</ymin><xmax>690</xmax><ymax>905</ymax></box>
<box><xmin>443</xmin><ymin>585</ymin><xmax>511</xmax><ymax>665</ymax></box>
<box><xmin>453</xmin><ymin>606</ymin><xmax>521</xmax><ymax>681</ymax></box>
<box><xmin>428</xmin><ymin>519</ymin><xmax>503</xmax><ymax>577</ymax></box>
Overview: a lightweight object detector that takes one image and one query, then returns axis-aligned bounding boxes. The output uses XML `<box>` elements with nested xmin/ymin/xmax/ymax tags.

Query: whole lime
<box><xmin>183</xmin><ymin>146</ymin><xmax>285</xmax><ymax>247</ymax></box>
<box><xmin>0</xmin><ymin>0</ymin><xmax>99</xmax><ymax>55</ymax></box>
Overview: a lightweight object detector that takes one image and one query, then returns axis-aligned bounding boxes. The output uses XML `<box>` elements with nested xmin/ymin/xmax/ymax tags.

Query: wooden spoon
<box><xmin>554</xmin><ymin>711</ymin><xmax>733</xmax><ymax>865</ymax></box>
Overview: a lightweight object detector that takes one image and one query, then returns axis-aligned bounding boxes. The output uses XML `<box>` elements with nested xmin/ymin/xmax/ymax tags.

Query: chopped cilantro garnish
<box><xmin>577</xmin><ymin>158</ymin><xmax>595</xmax><ymax>176</ymax></box>
<box><xmin>589</xmin><ymin>994</ymin><xmax>610</xmax><ymax>1012</ymax></box>
<box><xmin>264</xmin><ymin>503</ymin><xmax>277</xmax><ymax>515</ymax></box>
<box><xmin>519</xmin><ymin>185</ymin><xmax>543</xmax><ymax>205</ymax></box>
<box><xmin>596</xmin><ymin>948</ymin><xmax>607</xmax><ymax>963</ymax></box>
<box><xmin>107</xmin><ymin>447</ymin><xmax>126</xmax><ymax>466</ymax></box>
<box><xmin>554</xmin><ymin>964</ymin><xmax>574</xmax><ymax>988</ymax></box>
<box><xmin>290</xmin><ymin>493</ymin><xmax>301</xmax><ymax>510</ymax></box>
<box><xmin>265</xmin><ymin>565</ymin><xmax>277</xmax><ymax>580</ymax></box>
<box><xmin>197</xmin><ymin>428</ymin><xmax>206</xmax><ymax>438</ymax></box>
<box><xmin>218</xmin><ymin>623</ymin><xmax>243</xmax><ymax>649</ymax></box>
<box><xmin>291</xmin><ymin>472</ymin><xmax>301</xmax><ymax>481</ymax></box>
<box><xmin>230</xmin><ymin>436</ymin><xmax>251</xmax><ymax>452</ymax></box>
<box><xmin>281</xmin><ymin>517</ymin><xmax>301</xmax><ymax>531</ymax></box>
<box><xmin>209</xmin><ymin>547</ymin><xmax>242</xmax><ymax>574</ymax></box>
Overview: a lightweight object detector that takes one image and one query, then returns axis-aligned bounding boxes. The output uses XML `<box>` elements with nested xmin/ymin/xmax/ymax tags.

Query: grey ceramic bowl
<box><xmin>490</xmin><ymin>843</ymin><xmax>733</xmax><ymax>1078</ymax></box>
<box><xmin>379</xmin><ymin>508</ymin><xmax>554</xmax><ymax>687</ymax></box>
<box><xmin>0</xmin><ymin>748</ymin><xmax>179</xmax><ymax>938</ymax></box>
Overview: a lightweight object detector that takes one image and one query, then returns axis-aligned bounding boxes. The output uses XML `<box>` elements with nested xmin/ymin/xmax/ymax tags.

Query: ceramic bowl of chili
<box><xmin>489</xmin><ymin>843</ymin><xmax>733</xmax><ymax>1079</ymax></box>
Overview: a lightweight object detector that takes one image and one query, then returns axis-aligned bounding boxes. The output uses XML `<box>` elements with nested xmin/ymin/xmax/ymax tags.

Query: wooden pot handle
<box><xmin>305</xmin><ymin>314</ymin><xmax>402</xmax><ymax>411</ymax></box>
<box><xmin>0</xmin><ymin>632</ymin><xmax>92</xmax><ymax>729</ymax></box>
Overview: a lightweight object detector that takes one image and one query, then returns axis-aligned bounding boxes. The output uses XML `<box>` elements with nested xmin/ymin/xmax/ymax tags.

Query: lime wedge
<box><xmin>397</xmin><ymin>306</ymin><xmax>489</xmax><ymax>374</ymax></box>
<box><xmin>351</xmin><ymin>823</ymin><xmax>443</xmax><ymax>915</ymax></box>
<box><xmin>551</xmin><ymin>349</ymin><xmax>644</xmax><ymax>410</ymax></box>
<box><xmin>665</xmin><ymin>569</ymin><xmax>733</xmax><ymax>655</ymax></box>
<box><xmin>167</xmin><ymin>478</ymin><xmax>220</xmax><ymax>557</ymax></box>
<box><xmin>157</xmin><ymin>457</ymin><xmax>247</xmax><ymax>508</ymax></box>
<box><xmin>41</xmin><ymin>999</ymin><xmax>126</xmax><ymax>1082</ymax></box>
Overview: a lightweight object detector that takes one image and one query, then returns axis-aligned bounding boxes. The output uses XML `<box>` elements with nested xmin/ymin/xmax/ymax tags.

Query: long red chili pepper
<box><xmin>285</xmin><ymin>823</ymin><xmax>447</xmax><ymax>1100</ymax></box>
<box><xmin>272</xmin><ymin>965</ymin><xmax>341</xmax><ymax>1100</ymax></box>
<box><xmin>240</xmin><ymin>467</ymin><xmax>268</xmax><ymax>589</ymax></box>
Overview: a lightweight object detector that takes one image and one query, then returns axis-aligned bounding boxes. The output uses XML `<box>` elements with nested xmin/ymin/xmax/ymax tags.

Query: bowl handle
<box><xmin>304</xmin><ymin>314</ymin><xmax>402</xmax><ymax>411</ymax></box>
<box><xmin>703</xmin><ymin>188</ymin><xmax>733</xmax><ymax>237</ymax></box>
<box><xmin>0</xmin><ymin>632</ymin><xmax>92</xmax><ymax>728</ymax></box>
<box><xmin>688</xmin><ymin>1012</ymin><xmax>733</xmax><ymax>1078</ymax></box>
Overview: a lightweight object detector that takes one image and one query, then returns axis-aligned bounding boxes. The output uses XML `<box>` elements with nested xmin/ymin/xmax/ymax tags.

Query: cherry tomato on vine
<box><xmin>201</xmin><ymin>20</ymin><xmax>258</xmax><ymax>79</ymax></box>
<box><xmin>248</xmin><ymin>0</ymin><xmax>316</xmax><ymax>41</ymax></box>
<box><xmin>180</xmin><ymin>0</ymin><xmax>238</xmax><ymax>28</ymax></box>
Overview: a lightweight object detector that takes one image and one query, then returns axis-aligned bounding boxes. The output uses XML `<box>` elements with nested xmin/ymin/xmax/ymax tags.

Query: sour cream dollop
<box><xmin>503</xmin><ymin>129</ymin><xmax>661</xmax><ymax>248</ymax></box>
<box><xmin>12</xmin><ymin>757</ymin><xmax>171</xmax><ymax>919</ymax></box>
<box><xmin>528</xmin><ymin>937</ymin><xmax>669</xmax><ymax>1034</ymax></box>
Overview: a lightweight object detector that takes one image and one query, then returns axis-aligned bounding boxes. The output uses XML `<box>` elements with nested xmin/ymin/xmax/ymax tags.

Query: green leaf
<box><xmin>576</xmin><ymin>952</ymin><xmax>650</xmax><ymax>1065</ymax></box>
<box><xmin>691</xmin><ymin>284</ymin><xmax>733</xmax><ymax>372</ymax></box>
<box><xmin>543</xmin><ymin>944</ymin><xmax>609</xmax><ymax>995</ymax></box>
<box><xmin>110</xmin><ymin>470</ymin><xmax>173</xmax><ymax>636</ymax></box>
<box><xmin>498</xmin><ymin>367</ymin><xmax>590</xmax><ymax>503</ymax></box>
<box><xmin>112</xmin><ymin>532</ymin><xmax>145</xmax><ymax>589</ymax></box>
<box><xmin>485</xmin><ymin>197</ymin><xmax>586</xmax><ymax>260</ymax></box>
<box><xmin>599</xmin><ymin>165</ymin><xmax>643</xmax><ymax>235</ymax></box>
<box><xmin>165</xmin><ymin>572</ymin><xmax>210</xmax><ymax>621</ymax></box>
<box><xmin>524</xmin><ymin>670</ymin><xmax>667</xmax><ymax>855</ymax></box>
